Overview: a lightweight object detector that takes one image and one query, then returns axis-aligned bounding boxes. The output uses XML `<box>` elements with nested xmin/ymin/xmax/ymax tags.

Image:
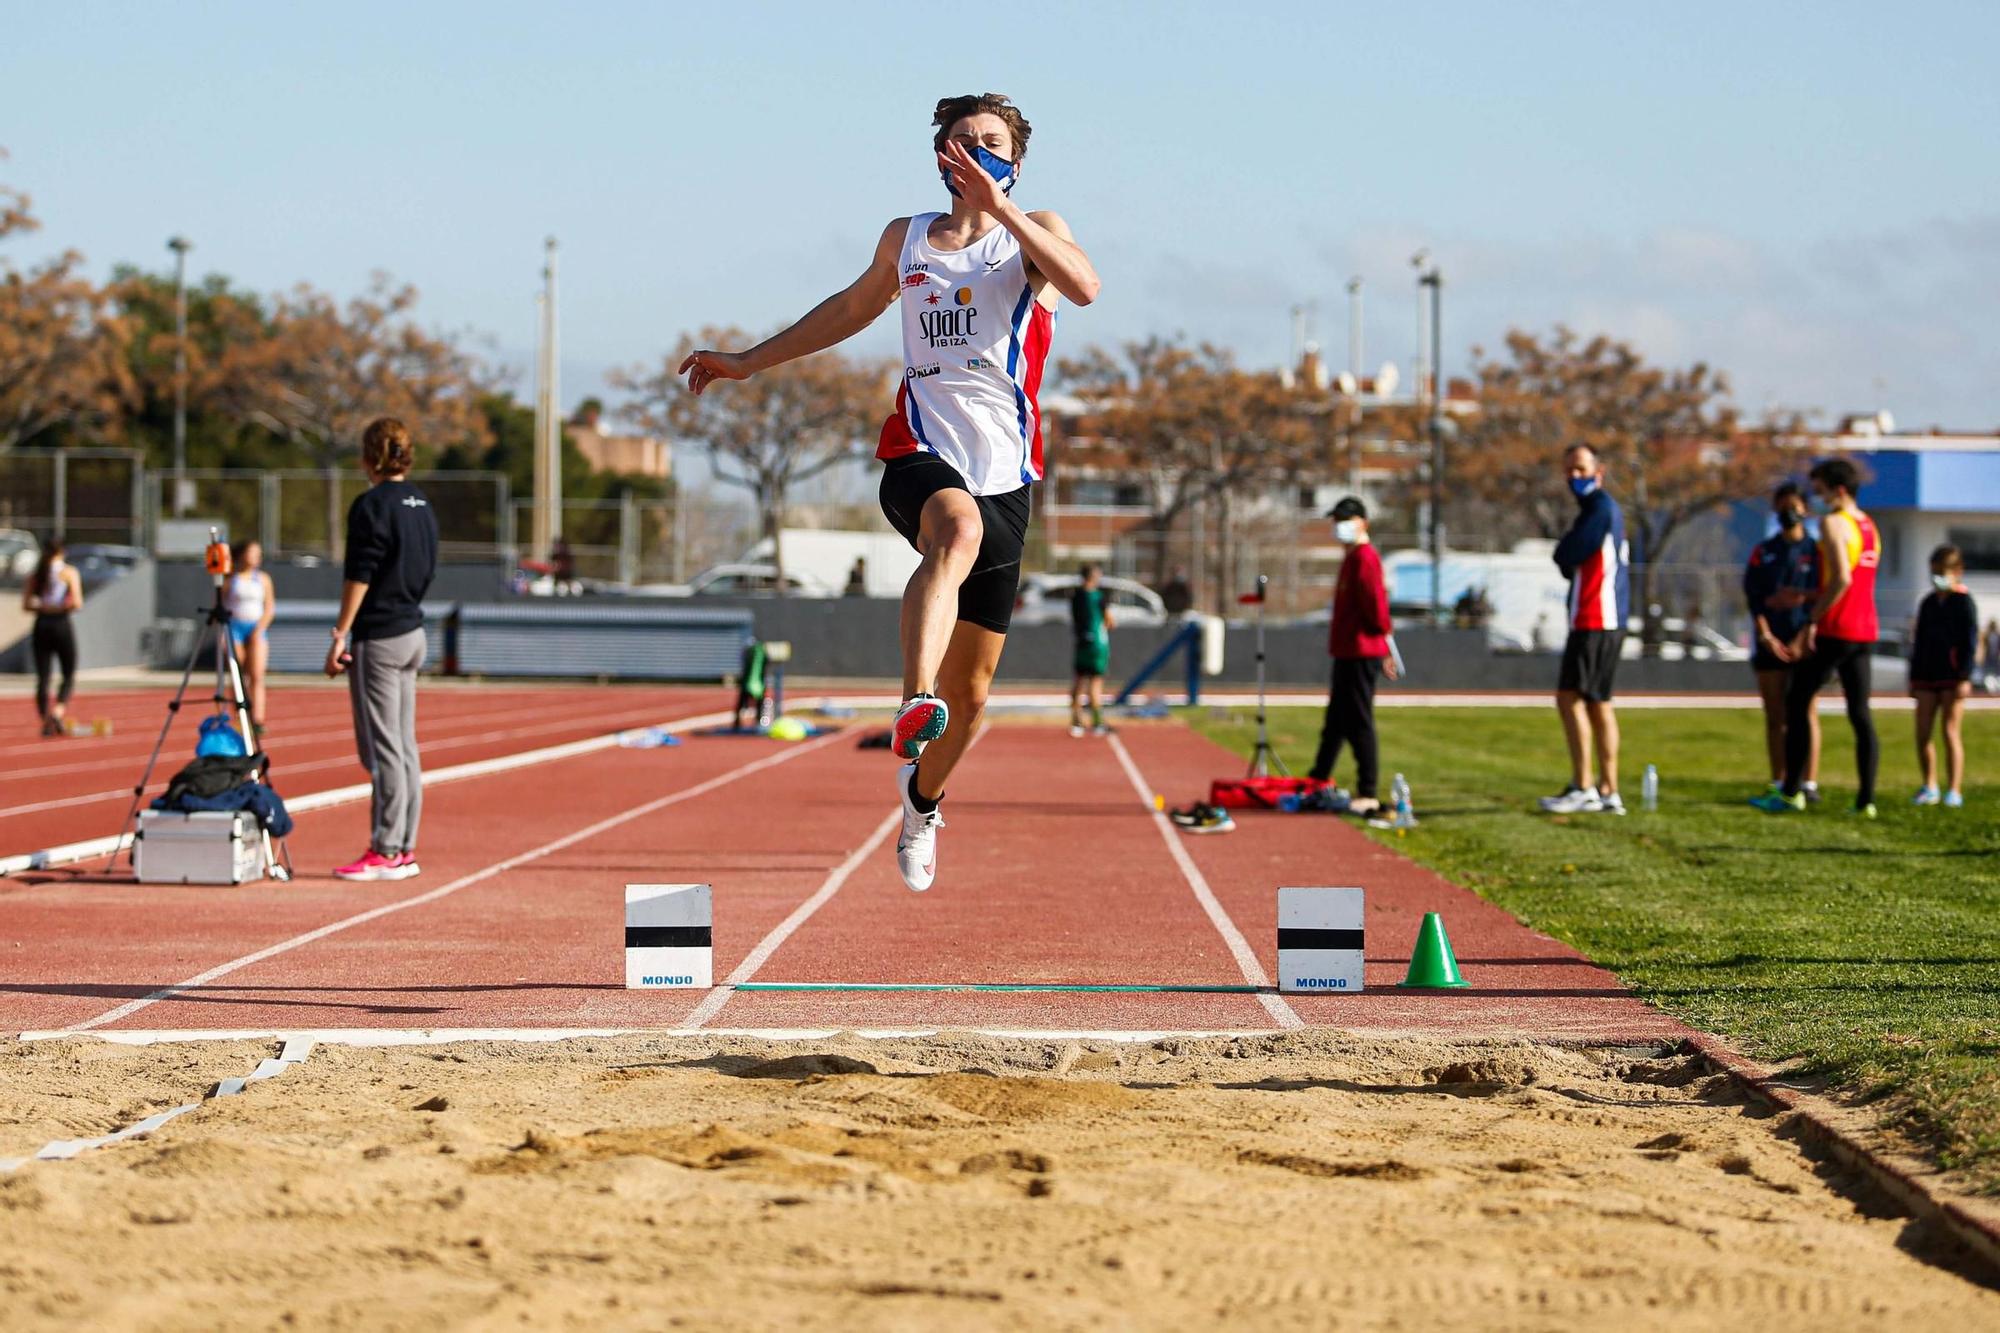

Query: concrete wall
<box><xmin>688</xmin><ymin>598</ymin><xmax>1757</xmax><ymax>693</ymax></box>
<box><xmin>155</xmin><ymin>558</ymin><xmax>512</xmax><ymax>618</ymax></box>
<box><xmin>0</xmin><ymin>558</ymin><xmax>157</xmax><ymax>672</ymax></box>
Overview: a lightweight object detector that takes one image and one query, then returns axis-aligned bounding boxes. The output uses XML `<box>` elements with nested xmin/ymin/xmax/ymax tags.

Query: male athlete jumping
<box><xmin>678</xmin><ymin>93</ymin><xmax>1099</xmax><ymax>891</ymax></box>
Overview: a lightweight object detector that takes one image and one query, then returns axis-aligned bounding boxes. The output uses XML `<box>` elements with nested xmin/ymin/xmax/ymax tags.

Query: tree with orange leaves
<box><xmin>1442</xmin><ymin>327</ymin><xmax>1791</xmax><ymax>638</ymax></box>
<box><xmin>217</xmin><ymin>274</ymin><xmax>494</xmax><ymax>553</ymax></box>
<box><xmin>0</xmin><ymin>151</ymin><xmax>136</xmax><ymax>451</ymax></box>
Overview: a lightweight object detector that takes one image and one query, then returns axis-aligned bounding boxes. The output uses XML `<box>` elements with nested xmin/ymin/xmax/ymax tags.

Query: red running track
<box><xmin>0</xmin><ymin>683</ymin><xmax>722</xmax><ymax>855</ymax></box>
<box><xmin>0</xmin><ymin>717</ymin><xmax>1684</xmax><ymax>1042</ymax></box>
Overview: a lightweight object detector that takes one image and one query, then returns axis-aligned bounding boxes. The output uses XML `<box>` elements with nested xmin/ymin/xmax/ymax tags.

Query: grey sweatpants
<box><xmin>347</xmin><ymin>628</ymin><xmax>425</xmax><ymax>855</ymax></box>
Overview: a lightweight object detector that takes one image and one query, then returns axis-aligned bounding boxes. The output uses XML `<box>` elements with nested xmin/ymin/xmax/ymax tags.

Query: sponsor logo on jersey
<box><xmin>903</xmin><ymin>262</ymin><xmax>929</xmax><ymax>273</ymax></box>
<box><xmin>924</xmin><ymin>291</ymin><xmax>942</xmax><ymax>305</ymax></box>
<box><xmin>920</xmin><ymin>305</ymin><xmax>977</xmax><ymax>348</ymax></box>
<box><xmin>982</xmin><ymin>258</ymin><xmax>1004</xmax><ymax>272</ymax></box>
<box><xmin>965</xmin><ymin>357</ymin><xmax>992</xmax><ymax>370</ymax></box>
<box><xmin>902</xmin><ymin>272</ymin><xmax>928</xmax><ymax>288</ymax></box>
<box><xmin>954</xmin><ymin>286</ymin><xmax>974</xmax><ymax>306</ymax></box>
<box><xmin>906</xmin><ymin>363</ymin><xmax>941</xmax><ymax>380</ymax></box>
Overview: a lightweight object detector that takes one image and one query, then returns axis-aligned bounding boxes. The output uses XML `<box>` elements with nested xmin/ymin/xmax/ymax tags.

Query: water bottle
<box><xmin>1642</xmin><ymin>764</ymin><xmax>1659</xmax><ymax>812</ymax></box>
<box><xmin>1391</xmin><ymin>773</ymin><xmax>1416</xmax><ymax>828</ymax></box>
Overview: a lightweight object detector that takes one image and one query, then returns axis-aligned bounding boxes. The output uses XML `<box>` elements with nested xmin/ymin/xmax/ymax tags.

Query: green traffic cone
<box><xmin>1398</xmin><ymin>912</ymin><xmax>1470</xmax><ymax>989</ymax></box>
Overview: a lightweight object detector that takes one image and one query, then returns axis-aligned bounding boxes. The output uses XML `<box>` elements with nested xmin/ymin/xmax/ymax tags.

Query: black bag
<box><xmin>158</xmin><ymin>753</ymin><xmax>265</xmax><ymax>808</ymax></box>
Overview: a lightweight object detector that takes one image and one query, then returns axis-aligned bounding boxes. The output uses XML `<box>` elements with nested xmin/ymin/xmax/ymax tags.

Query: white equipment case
<box><xmin>134</xmin><ymin>810</ymin><xmax>264</xmax><ymax>885</ymax></box>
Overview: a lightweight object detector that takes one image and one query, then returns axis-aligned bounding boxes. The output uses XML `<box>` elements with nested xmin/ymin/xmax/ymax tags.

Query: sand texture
<box><xmin>2</xmin><ymin>1030</ymin><xmax>1996</xmax><ymax>1330</ymax></box>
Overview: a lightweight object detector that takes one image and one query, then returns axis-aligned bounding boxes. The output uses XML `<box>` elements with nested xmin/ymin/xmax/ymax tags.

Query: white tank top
<box><xmin>874</xmin><ymin>212</ymin><xmax>1055</xmax><ymax>496</ymax></box>
<box><xmin>39</xmin><ymin>561</ymin><xmax>71</xmax><ymax>611</ymax></box>
<box><xmin>227</xmin><ymin>571</ymin><xmax>266</xmax><ymax>623</ymax></box>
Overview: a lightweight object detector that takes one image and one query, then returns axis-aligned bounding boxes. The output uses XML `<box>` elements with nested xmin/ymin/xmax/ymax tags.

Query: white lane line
<box><xmin>50</xmin><ymin>728</ymin><xmax>848</xmax><ymax>1035</ymax></box>
<box><xmin>1105</xmin><ymin>733</ymin><xmax>1303</xmax><ymax>1030</ymax></box>
<box><xmin>0</xmin><ymin>697</ymin><xmax>730</xmax><ymax>822</ymax></box>
<box><xmin>23</xmin><ymin>1027</ymin><xmax>1285</xmax><ymax>1046</ymax></box>
<box><xmin>683</xmin><ymin>808</ymin><xmax>902</xmax><ymax>1030</ymax></box>
<box><xmin>684</xmin><ymin>728</ymin><xmax>988</xmax><ymax>1031</ymax></box>
<box><xmin>0</xmin><ymin>704</ymin><xmax>747</xmax><ymax>877</ymax></box>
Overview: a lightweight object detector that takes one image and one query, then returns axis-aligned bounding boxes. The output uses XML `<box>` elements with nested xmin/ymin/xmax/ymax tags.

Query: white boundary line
<box><xmin>1106</xmin><ymin>733</ymin><xmax>1303</xmax><ymax>1030</ymax></box>
<box><xmin>0</xmin><ymin>703</ymin><xmax>752</xmax><ymax>877</ymax></box>
<box><xmin>19</xmin><ymin>1027</ymin><xmax>1283</xmax><ymax>1046</ymax></box>
<box><xmin>683</xmin><ymin>728</ymin><xmax>988</xmax><ymax>1030</ymax></box>
<box><xmin>1</xmin><ymin>1037</ymin><xmax>313</xmax><ymax>1173</ymax></box>
<box><xmin>47</xmin><ymin>728</ymin><xmax>848</xmax><ymax>1036</ymax></box>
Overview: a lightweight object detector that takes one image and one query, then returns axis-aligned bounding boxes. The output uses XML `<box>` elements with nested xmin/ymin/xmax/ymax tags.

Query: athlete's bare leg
<box><xmin>1915</xmin><ymin>689</ymin><xmax>1941</xmax><ymax>789</ymax></box>
<box><xmin>1756</xmin><ymin>668</ymin><xmax>1787</xmax><ymax>782</ymax></box>
<box><xmin>1069</xmin><ymin>675</ymin><xmax>1085</xmax><ymax>729</ymax></box>
<box><xmin>901</xmin><ymin>489</ymin><xmax>984</xmax><ymax>699</ymax></box>
<box><xmin>1587</xmin><ymin>699</ymin><xmax>1619</xmax><ymax>795</ymax></box>
<box><xmin>1556</xmin><ymin>689</ymin><xmax>1593</xmax><ymax>790</ymax></box>
<box><xmin>915</xmin><ymin>621</ymin><xmax>1005</xmax><ymax>800</ymax></box>
<box><xmin>1942</xmin><ymin>687</ymin><xmax>1968</xmax><ymax>792</ymax></box>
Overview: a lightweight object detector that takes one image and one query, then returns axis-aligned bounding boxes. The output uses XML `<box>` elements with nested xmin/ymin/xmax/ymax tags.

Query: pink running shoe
<box><xmin>334</xmin><ymin>849</ymin><xmax>416</xmax><ymax>882</ymax></box>
<box><xmin>391</xmin><ymin>852</ymin><xmax>421</xmax><ymax>878</ymax></box>
<box><xmin>892</xmin><ymin>692</ymin><xmax>949</xmax><ymax>760</ymax></box>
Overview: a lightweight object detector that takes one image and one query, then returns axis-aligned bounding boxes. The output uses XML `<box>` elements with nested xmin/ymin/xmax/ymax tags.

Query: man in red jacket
<box><xmin>1309</xmin><ymin>496</ymin><xmax>1399</xmax><ymax>815</ymax></box>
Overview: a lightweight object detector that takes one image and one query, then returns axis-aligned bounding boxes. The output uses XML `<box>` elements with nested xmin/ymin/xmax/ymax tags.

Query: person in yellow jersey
<box><xmin>1753</xmin><ymin>459</ymin><xmax>1880</xmax><ymax>817</ymax></box>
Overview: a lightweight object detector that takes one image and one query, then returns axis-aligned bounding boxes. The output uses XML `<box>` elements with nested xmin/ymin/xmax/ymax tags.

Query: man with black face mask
<box><xmin>1744</xmin><ymin>482</ymin><xmax>1822</xmax><ymax>799</ymax></box>
<box><xmin>677</xmin><ymin>93</ymin><xmax>1100</xmax><ymax>893</ymax></box>
<box><xmin>1540</xmin><ymin>444</ymin><xmax>1630</xmax><ymax>815</ymax></box>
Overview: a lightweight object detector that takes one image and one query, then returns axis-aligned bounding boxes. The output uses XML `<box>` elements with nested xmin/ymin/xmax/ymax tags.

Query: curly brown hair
<box><xmin>361</xmin><ymin>417</ymin><xmax>414</xmax><ymax>476</ymax></box>
<box><xmin>932</xmin><ymin>93</ymin><xmax>1031</xmax><ymax>164</ymax></box>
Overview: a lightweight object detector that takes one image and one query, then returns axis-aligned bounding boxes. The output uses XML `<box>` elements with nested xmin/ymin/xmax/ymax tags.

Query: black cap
<box><xmin>1326</xmin><ymin>496</ymin><xmax>1367</xmax><ymax>521</ymax></box>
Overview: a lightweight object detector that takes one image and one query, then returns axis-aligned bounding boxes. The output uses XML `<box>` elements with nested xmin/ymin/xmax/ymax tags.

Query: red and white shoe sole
<box><xmin>893</xmin><ymin>699</ymin><xmax>949</xmax><ymax>759</ymax></box>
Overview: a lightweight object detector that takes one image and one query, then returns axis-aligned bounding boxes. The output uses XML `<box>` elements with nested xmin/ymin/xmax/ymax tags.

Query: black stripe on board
<box><xmin>623</xmin><ymin>926</ymin><xmax>713</xmax><ymax>949</ymax></box>
<box><xmin>1276</xmin><ymin>928</ymin><xmax>1365</xmax><ymax>951</ymax></box>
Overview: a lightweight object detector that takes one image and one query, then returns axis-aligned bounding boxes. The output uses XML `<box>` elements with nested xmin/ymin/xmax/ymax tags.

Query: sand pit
<box><xmin>3</xmin><ymin>1030</ymin><xmax>1996</xmax><ymax>1329</ymax></box>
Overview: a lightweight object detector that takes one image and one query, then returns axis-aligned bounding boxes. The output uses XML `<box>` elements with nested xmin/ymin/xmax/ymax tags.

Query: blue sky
<box><xmin>8</xmin><ymin>0</ymin><xmax>1999</xmax><ymax>433</ymax></box>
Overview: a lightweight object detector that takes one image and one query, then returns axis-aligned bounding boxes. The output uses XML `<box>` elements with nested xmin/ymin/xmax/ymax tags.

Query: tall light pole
<box><xmin>1409</xmin><ymin>248</ymin><xmax>1431</xmax><ymax>406</ymax></box>
<box><xmin>1345</xmin><ymin>276</ymin><xmax>1363</xmax><ymax>381</ymax></box>
<box><xmin>531</xmin><ymin>236</ymin><xmax>561</xmax><ymax>562</ymax></box>
<box><xmin>167</xmin><ymin>236</ymin><xmax>192</xmax><ymax>516</ymax></box>
<box><xmin>1420</xmin><ymin>264</ymin><xmax>1444</xmax><ymax>623</ymax></box>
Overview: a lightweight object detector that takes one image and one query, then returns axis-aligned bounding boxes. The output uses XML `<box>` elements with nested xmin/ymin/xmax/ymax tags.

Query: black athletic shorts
<box><xmin>879</xmin><ymin>452</ymin><xmax>1032</xmax><ymax>634</ymax></box>
<box><xmin>1557</xmin><ymin>629</ymin><xmax>1624</xmax><ymax>702</ymax></box>
<box><xmin>1751</xmin><ymin>646</ymin><xmax>1790</xmax><ymax>674</ymax></box>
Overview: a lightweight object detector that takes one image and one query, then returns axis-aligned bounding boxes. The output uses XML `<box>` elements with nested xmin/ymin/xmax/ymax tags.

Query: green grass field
<box><xmin>1189</xmin><ymin>703</ymin><xmax>2000</xmax><ymax>1189</ymax></box>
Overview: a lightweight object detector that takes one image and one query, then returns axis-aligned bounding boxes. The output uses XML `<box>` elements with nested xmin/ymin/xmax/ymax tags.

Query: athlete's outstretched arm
<box><xmin>937</xmin><ymin>142</ymin><xmax>1100</xmax><ymax>306</ymax></box>
<box><xmin>679</xmin><ymin>220</ymin><xmax>904</xmax><ymax>394</ymax></box>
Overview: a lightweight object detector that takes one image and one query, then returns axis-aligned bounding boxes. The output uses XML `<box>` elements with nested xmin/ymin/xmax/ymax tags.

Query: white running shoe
<box><xmin>1068</xmin><ymin>724</ymin><xmax>1086</xmax><ymax>738</ymax></box>
<box><xmin>1596</xmin><ymin>792</ymin><xmax>1626</xmax><ymax>816</ymax></box>
<box><xmin>893</xmin><ymin>693</ymin><xmax>949</xmax><ymax>760</ymax></box>
<box><xmin>1539</xmin><ymin>786</ymin><xmax>1603</xmax><ymax>814</ymax></box>
<box><xmin>894</xmin><ymin>763</ymin><xmax>944</xmax><ymax>893</ymax></box>
<box><xmin>1913</xmin><ymin>785</ymin><xmax>1940</xmax><ymax>806</ymax></box>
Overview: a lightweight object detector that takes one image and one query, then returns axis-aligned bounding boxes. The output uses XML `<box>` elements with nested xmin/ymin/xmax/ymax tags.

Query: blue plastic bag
<box><xmin>196</xmin><ymin>713</ymin><xmax>249</xmax><ymax>758</ymax></box>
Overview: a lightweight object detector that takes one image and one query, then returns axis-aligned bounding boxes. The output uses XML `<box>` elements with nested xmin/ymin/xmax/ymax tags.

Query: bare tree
<box><xmin>614</xmin><ymin>327</ymin><xmax>893</xmax><ymax>593</ymax></box>
<box><xmin>1058</xmin><ymin>339</ymin><xmax>1318</xmax><ymax>605</ymax></box>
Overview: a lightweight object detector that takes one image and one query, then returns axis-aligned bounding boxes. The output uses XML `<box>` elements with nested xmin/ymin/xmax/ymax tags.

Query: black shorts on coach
<box><xmin>1558</xmin><ymin>629</ymin><xmax>1624</xmax><ymax>702</ymax></box>
<box><xmin>879</xmin><ymin>452</ymin><xmax>1031</xmax><ymax>634</ymax></box>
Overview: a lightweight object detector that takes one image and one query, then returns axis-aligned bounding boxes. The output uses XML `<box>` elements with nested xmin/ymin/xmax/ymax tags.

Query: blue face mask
<box><xmin>943</xmin><ymin>144</ymin><xmax>1017</xmax><ymax>198</ymax></box>
<box><xmin>1569</xmin><ymin>475</ymin><xmax>1599</xmax><ymax>500</ymax></box>
<box><xmin>1807</xmin><ymin>493</ymin><xmax>1830</xmax><ymax>515</ymax></box>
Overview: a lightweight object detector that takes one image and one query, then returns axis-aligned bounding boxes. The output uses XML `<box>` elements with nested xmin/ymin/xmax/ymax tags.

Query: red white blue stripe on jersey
<box><xmin>1554</xmin><ymin>489</ymin><xmax>1630</xmax><ymax>631</ymax></box>
<box><xmin>1005</xmin><ymin>286</ymin><xmax>1053</xmax><ymax>486</ymax></box>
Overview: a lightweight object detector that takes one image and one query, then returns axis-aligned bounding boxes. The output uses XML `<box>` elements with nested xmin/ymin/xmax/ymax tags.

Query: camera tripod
<box><xmin>108</xmin><ymin>529</ymin><xmax>292</xmax><ymax>880</ymax></box>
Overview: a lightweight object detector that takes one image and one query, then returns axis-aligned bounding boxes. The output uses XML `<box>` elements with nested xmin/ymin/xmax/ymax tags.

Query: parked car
<box><xmin>630</xmin><ymin>563</ymin><xmax>839</xmax><ymax>599</ymax></box>
<box><xmin>1012</xmin><ymin>573</ymin><xmax>1169</xmax><ymax>627</ymax></box>
<box><xmin>63</xmin><ymin>543</ymin><xmax>147</xmax><ymax>591</ymax></box>
<box><xmin>1621</xmin><ymin>615</ymin><xmax>1751</xmax><ymax>662</ymax></box>
<box><xmin>0</xmin><ymin>528</ymin><xmax>40</xmax><ymax>585</ymax></box>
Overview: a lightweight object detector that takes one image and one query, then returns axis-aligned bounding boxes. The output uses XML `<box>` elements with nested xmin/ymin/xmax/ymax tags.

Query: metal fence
<box><xmin>145</xmin><ymin>468</ymin><xmax>513</xmax><ymax>560</ymax></box>
<box><xmin>506</xmin><ymin>498</ymin><xmax>753</xmax><ymax>586</ymax></box>
<box><xmin>0</xmin><ymin>449</ymin><xmax>147</xmax><ymax>548</ymax></box>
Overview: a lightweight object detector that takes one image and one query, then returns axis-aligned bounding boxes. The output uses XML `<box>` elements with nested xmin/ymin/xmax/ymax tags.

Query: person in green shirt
<box><xmin>1069</xmin><ymin>563</ymin><xmax>1113</xmax><ymax>736</ymax></box>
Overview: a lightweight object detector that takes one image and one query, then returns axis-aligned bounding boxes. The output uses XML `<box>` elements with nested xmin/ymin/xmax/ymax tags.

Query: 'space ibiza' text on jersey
<box><xmin>876</xmin><ymin>212</ymin><xmax>1054</xmax><ymax>496</ymax></box>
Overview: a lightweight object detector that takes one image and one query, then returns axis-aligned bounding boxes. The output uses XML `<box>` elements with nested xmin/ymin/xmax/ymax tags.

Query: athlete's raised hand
<box><xmin>678</xmin><ymin>349</ymin><xmax>751</xmax><ymax>396</ymax></box>
<box><xmin>937</xmin><ymin>141</ymin><xmax>1009</xmax><ymax>214</ymax></box>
